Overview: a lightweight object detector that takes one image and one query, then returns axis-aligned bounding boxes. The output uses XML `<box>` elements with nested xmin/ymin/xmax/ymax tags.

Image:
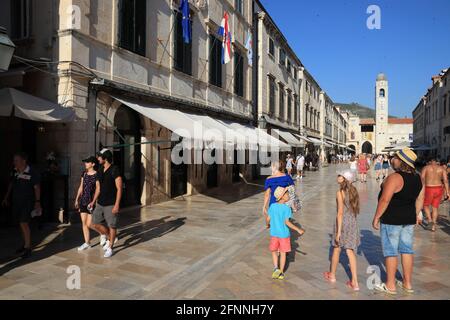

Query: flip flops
<box><xmin>374</xmin><ymin>282</ymin><xmax>397</xmax><ymax>295</ymax></box>
<box><xmin>396</xmin><ymin>279</ymin><xmax>414</xmax><ymax>294</ymax></box>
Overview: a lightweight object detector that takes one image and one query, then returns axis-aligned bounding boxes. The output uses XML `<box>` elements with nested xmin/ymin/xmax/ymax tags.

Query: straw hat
<box><xmin>396</xmin><ymin>147</ymin><xmax>417</xmax><ymax>168</ymax></box>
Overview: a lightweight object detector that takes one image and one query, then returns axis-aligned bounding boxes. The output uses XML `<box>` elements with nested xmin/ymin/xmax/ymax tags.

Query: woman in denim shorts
<box><xmin>372</xmin><ymin>148</ymin><xmax>424</xmax><ymax>295</ymax></box>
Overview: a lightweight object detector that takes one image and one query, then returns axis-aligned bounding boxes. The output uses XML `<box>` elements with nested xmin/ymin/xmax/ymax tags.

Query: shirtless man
<box><xmin>420</xmin><ymin>157</ymin><xmax>450</xmax><ymax>231</ymax></box>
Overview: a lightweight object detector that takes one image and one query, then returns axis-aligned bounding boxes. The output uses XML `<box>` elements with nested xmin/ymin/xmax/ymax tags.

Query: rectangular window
<box><xmin>235</xmin><ymin>0</ymin><xmax>243</xmax><ymax>15</ymax></box>
<box><xmin>268</xmin><ymin>76</ymin><xmax>276</xmax><ymax>116</ymax></box>
<box><xmin>268</xmin><ymin>38</ymin><xmax>275</xmax><ymax>57</ymax></box>
<box><xmin>287</xmin><ymin>60</ymin><xmax>291</xmax><ymax>74</ymax></box>
<box><xmin>279</xmin><ymin>83</ymin><xmax>285</xmax><ymax>119</ymax></box>
<box><xmin>293</xmin><ymin>68</ymin><xmax>297</xmax><ymax>80</ymax></box>
<box><xmin>287</xmin><ymin>91</ymin><xmax>292</xmax><ymax>121</ymax></box>
<box><xmin>279</xmin><ymin>48</ymin><xmax>286</xmax><ymax>67</ymax></box>
<box><xmin>234</xmin><ymin>52</ymin><xmax>244</xmax><ymax>97</ymax></box>
<box><xmin>209</xmin><ymin>35</ymin><xmax>222</xmax><ymax>88</ymax></box>
<box><xmin>119</xmin><ymin>0</ymin><xmax>146</xmax><ymax>56</ymax></box>
<box><xmin>174</xmin><ymin>11</ymin><xmax>192</xmax><ymax>75</ymax></box>
<box><xmin>294</xmin><ymin>94</ymin><xmax>298</xmax><ymax>124</ymax></box>
<box><xmin>10</xmin><ymin>0</ymin><xmax>31</xmax><ymax>39</ymax></box>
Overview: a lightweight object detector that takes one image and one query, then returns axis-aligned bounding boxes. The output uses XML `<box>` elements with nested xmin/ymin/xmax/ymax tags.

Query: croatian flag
<box><xmin>245</xmin><ymin>30</ymin><xmax>253</xmax><ymax>67</ymax></box>
<box><xmin>217</xmin><ymin>11</ymin><xmax>232</xmax><ymax>64</ymax></box>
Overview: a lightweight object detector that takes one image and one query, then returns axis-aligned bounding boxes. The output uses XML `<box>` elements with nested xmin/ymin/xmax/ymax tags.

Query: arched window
<box><xmin>379</xmin><ymin>88</ymin><xmax>385</xmax><ymax>97</ymax></box>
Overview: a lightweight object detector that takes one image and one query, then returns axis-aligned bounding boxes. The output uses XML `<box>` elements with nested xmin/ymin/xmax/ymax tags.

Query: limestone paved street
<box><xmin>0</xmin><ymin>165</ymin><xmax>449</xmax><ymax>300</ymax></box>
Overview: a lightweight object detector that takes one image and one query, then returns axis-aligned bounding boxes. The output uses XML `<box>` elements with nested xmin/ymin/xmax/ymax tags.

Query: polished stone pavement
<box><xmin>0</xmin><ymin>164</ymin><xmax>449</xmax><ymax>300</ymax></box>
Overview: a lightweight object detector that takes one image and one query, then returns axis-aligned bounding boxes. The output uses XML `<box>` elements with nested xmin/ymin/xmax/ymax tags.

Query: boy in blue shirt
<box><xmin>267</xmin><ymin>186</ymin><xmax>304</xmax><ymax>280</ymax></box>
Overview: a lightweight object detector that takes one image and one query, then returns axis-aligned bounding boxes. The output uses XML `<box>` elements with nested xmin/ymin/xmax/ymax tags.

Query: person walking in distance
<box><xmin>74</xmin><ymin>156</ymin><xmax>100</xmax><ymax>251</ymax></box>
<box><xmin>372</xmin><ymin>148</ymin><xmax>424</xmax><ymax>295</ymax></box>
<box><xmin>286</xmin><ymin>154</ymin><xmax>294</xmax><ymax>177</ymax></box>
<box><xmin>374</xmin><ymin>154</ymin><xmax>383</xmax><ymax>181</ymax></box>
<box><xmin>296</xmin><ymin>154</ymin><xmax>305</xmax><ymax>180</ymax></box>
<box><xmin>92</xmin><ymin>149</ymin><xmax>122</xmax><ymax>258</ymax></box>
<box><xmin>382</xmin><ymin>154</ymin><xmax>390</xmax><ymax>179</ymax></box>
<box><xmin>420</xmin><ymin>156</ymin><xmax>450</xmax><ymax>231</ymax></box>
<box><xmin>2</xmin><ymin>152</ymin><xmax>41</xmax><ymax>259</ymax></box>
<box><xmin>323</xmin><ymin>170</ymin><xmax>360</xmax><ymax>291</ymax></box>
<box><xmin>357</xmin><ymin>154</ymin><xmax>369</xmax><ymax>183</ymax></box>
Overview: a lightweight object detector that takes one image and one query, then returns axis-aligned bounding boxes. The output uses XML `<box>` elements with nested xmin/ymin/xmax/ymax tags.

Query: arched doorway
<box><xmin>114</xmin><ymin>106</ymin><xmax>142</xmax><ymax>206</ymax></box>
<box><xmin>348</xmin><ymin>145</ymin><xmax>356</xmax><ymax>155</ymax></box>
<box><xmin>361</xmin><ymin>141</ymin><xmax>373</xmax><ymax>154</ymax></box>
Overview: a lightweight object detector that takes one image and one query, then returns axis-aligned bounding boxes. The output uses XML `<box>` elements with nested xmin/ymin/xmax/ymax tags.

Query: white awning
<box><xmin>323</xmin><ymin>141</ymin><xmax>333</xmax><ymax>148</ymax></box>
<box><xmin>272</xmin><ymin>129</ymin><xmax>304</xmax><ymax>147</ymax></box>
<box><xmin>293</xmin><ymin>134</ymin><xmax>312</xmax><ymax>143</ymax></box>
<box><xmin>217</xmin><ymin>120</ymin><xmax>291</xmax><ymax>151</ymax></box>
<box><xmin>113</xmin><ymin>96</ymin><xmax>290</xmax><ymax>151</ymax></box>
<box><xmin>307</xmin><ymin>137</ymin><xmax>323</xmax><ymax>146</ymax></box>
<box><xmin>114</xmin><ymin>96</ymin><xmax>225</xmax><ymax>149</ymax></box>
<box><xmin>0</xmin><ymin>88</ymin><xmax>75</xmax><ymax>122</ymax></box>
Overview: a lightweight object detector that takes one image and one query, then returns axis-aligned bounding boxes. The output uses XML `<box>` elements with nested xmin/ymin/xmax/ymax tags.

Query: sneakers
<box><xmin>100</xmin><ymin>234</ymin><xmax>107</xmax><ymax>246</ymax></box>
<box><xmin>77</xmin><ymin>243</ymin><xmax>91</xmax><ymax>251</ymax></box>
<box><xmin>102</xmin><ymin>240</ymin><xmax>110</xmax><ymax>251</ymax></box>
<box><xmin>272</xmin><ymin>269</ymin><xmax>282</xmax><ymax>279</ymax></box>
<box><xmin>104</xmin><ymin>247</ymin><xmax>113</xmax><ymax>258</ymax></box>
<box><xmin>278</xmin><ymin>273</ymin><xmax>285</xmax><ymax>280</ymax></box>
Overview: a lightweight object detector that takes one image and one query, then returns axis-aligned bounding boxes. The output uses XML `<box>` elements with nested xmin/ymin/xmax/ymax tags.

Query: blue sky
<box><xmin>260</xmin><ymin>0</ymin><xmax>450</xmax><ymax>117</ymax></box>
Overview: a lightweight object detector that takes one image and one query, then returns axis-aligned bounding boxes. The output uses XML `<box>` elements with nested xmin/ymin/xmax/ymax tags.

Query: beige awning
<box><xmin>0</xmin><ymin>88</ymin><xmax>75</xmax><ymax>122</ymax></box>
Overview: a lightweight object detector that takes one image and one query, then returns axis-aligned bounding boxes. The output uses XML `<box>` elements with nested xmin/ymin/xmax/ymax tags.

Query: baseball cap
<box><xmin>337</xmin><ymin>169</ymin><xmax>355</xmax><ymax>182</ymax></box>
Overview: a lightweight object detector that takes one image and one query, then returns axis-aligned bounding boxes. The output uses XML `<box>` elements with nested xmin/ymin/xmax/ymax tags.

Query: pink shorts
<box><xmin>269</xmin><ymin>237</ymin><xmax>291</xmax><ymax>253</ymax></box>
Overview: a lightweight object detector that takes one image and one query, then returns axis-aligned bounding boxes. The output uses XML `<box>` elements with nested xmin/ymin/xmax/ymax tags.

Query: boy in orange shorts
<box><xmin>266</xmin><ymin>187</ymin><xmax>304</xmax><ymax>280</ymax></box>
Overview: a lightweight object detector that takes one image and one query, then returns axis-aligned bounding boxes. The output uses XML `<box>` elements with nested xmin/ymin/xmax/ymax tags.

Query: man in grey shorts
<box><xmin>92</xmin><ymin>149</ymin><xmax>122</xmax><ymax>258</ymax></box>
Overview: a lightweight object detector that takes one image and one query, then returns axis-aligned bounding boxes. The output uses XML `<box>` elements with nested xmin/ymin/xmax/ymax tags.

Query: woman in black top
<box><xmin>372</xmin><ymin>148</ymin><xmax>424</xmax><ymax>295</ymax></box>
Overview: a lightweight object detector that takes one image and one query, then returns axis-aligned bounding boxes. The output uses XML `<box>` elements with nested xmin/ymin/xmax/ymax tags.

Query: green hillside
<box><xmin>336</xmin><ymin>102</ymin><xmax>397</xmax><ymax>119</ymax></box>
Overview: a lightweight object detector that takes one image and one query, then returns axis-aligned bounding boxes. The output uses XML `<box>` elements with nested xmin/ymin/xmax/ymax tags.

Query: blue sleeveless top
<box><xmin>264</xmin><ymin>174</ymin><xmax>294</xmax><ymax>206</ymax></box>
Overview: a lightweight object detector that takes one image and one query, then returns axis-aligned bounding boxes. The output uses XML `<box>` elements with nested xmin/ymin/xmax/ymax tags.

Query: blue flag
<box><xmin>180</xmin><ymin>0</ymin><xmax>191</xmax><ymax>44</ymax></box>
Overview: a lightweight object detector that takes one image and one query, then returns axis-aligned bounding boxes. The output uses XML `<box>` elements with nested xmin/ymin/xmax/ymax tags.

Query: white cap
<box><xmin>337</xmin><ymin>169</ymin><xmax>355</xmax><ymax>182</ymax></box>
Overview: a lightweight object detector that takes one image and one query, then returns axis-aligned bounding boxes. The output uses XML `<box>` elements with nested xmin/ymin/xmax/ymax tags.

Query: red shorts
<box><xmin>424</xmin><ymin>186</ymin><xmax>444</xmax><ymax>208</ymax></box>
<box><xmin>269</xmin><ymin>237</ymin><xmax>291</xmax><ymax>253</ymax></box>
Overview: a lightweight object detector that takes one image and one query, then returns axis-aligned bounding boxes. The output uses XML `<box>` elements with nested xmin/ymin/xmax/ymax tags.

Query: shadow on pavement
<box><xmin>202</xmin><ymin>181</ymin><xmax>264</xmax><ymax>204</ymax></box>
<box><xmin>0</xmin><ymin>212</ymin><xmax>186</xmax><ymax>276</ymax></box>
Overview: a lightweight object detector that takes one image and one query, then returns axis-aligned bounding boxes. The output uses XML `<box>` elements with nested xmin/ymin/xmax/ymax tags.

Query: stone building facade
<box><xmin>413</xmin><ymin>68</ymin><xmax>450</xmax><ymax>158</ymax></box>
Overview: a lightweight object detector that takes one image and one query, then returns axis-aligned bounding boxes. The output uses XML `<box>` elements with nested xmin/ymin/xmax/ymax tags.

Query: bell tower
<box><xmin>375</xmin><ymin>73</ymin><xmax>388</xmax><ymax>153</ymax></box>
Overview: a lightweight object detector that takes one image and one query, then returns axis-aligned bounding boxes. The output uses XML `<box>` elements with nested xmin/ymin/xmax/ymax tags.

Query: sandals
<box><xmin>374</xmin><ymin>282</ymin><xmax>397</xmax><ymax>295</ymax></box>
<box><xmin>323</xmin><ymin>272</ymin><xmax>336</xmax><ymax>283</ymax></box>
<box><xmin>396</xmin><ymin>279</ymin><xmax>414</xmax><ymax>294</ymax></box>
<box><xmin>430</xmin><ymin>222</ymin><xmax>436</xmax><ymax>232</ymax></box>
<box><xmin>346</xmin><ymin>281</ymin><xmax>360</xmax><ymax>291</ymax></box>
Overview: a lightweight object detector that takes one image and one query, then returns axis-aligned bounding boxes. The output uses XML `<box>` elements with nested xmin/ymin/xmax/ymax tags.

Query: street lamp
<box><xmin>0</xmin><ymin>27</ymin><xmax>16</xmax><ymax>72</ymax></box>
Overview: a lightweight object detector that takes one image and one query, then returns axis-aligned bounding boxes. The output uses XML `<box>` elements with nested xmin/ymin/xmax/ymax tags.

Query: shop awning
<box><xmin>323</xmin><ymin>141</ymin><xmax>333</xmax><ymax>148</ymax></box>
<box><xmin>0</xmin><ymin>88</ymin><xmax>75</xmax><ymax>122</ymax></box>
<box><xmin>114</xmin><ymin>96</ymin><xmax>290</xmax><ymax>151</ymax></box>
<box><xmin>218</xmin><ymin>120</ymin><xmax>291</xmax><ymax>151</ymax></box>
<box><xmin>272</xmin><ymin>129</ymin><xmax>304</xmax><ymax>147</ymax></box>
<box><xmin>114</xmin><ymin>96</ymin><xmax>223</xmax><ymax>149</ymax></box>
<box><xmin>293</xmin><ymin>134</ymin><xmax>312</xmax><ymax>143</ymax></box>
<box><xmin>307</xmin><ymin>137</ymin><xmax>323</xmax><ymax>146</ymax></box>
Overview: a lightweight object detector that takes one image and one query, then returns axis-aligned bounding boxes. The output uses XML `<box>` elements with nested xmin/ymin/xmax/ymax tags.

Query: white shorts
<box><xmin>297</xmin><ymin>165</ymin><xmax>304</xmax><ymax>171</ymax></box>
